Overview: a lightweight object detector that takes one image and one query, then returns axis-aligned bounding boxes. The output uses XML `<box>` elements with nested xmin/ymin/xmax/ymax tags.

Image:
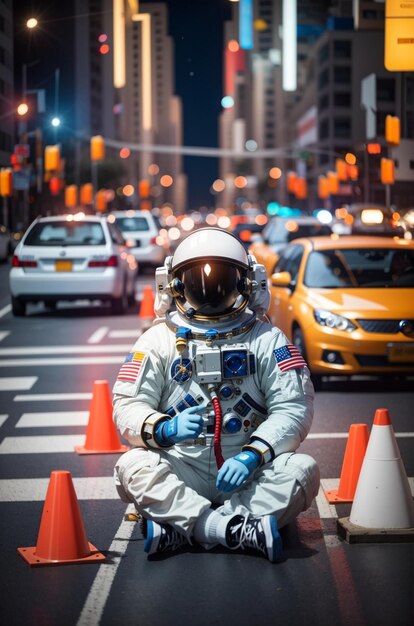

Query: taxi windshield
<box><xmin>304</xmin><ymin>248</ymin><xmax>414</xmax><ymax>288</ymax></box>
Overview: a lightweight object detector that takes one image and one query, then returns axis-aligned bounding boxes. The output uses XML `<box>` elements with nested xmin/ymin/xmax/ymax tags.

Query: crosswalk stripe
<box><xmin>0</xmin><ymin>356</ymin><xmax>123</xmax><ymax>367</ymax></box>
<box><xmin>109</xmin><ymin>330</ymin><xmax>142</xmax><ymax>339</ymax></box>
<box><xmin>0</xmin><ymin>304</ymin><xmax>11</xmax><ymax>318</ymax></box>
<box><xmin>16</xmin><ymin>411</ymin><xmax>89</xmax><ymax>428</ymax></box>
<box><xmin>0</xmin><ymin>331</ymin><xmax>10</xmax><ymax>342</ymax></box>
<box><xmin>0</xmin><ymin>415</ymin><xmax>8</xmax><ymax>427</ymax></box>
<box><xmin>0</xmin><ymin>476</ymin><xmax>118</xmax><ymax>501</ymax></box>
<box><xmin>308</xmin><ymin>432</ymin><xmax>414</xmax><ymax>439</ymax></box>
<box><xmin>0</xmin><ymin>345</ymin><xmax>130</xmax><ymax>355</ymax></box>
<box><xmin>0</xmin><ymin>434</ymin><xmax>85</xmax><ymax>453</ymax></box>
<box><xmin>87</xmin><ymin>326</ymin><xmax>109</xmax><ymax>344</ymax></box>
<box><xmin>0</xmin><ymin>376</ymin><xmax>38</xmax><ymax>390</ymax></box>
<box><xmin>14</xmin><ymin>393</ymin><xmax>93</xmax><ymax>402</ymax></box>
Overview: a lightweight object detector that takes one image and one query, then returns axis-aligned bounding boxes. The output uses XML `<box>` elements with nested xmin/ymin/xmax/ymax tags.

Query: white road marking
<box><xmin>308</xmin><ymin>432</ymin><xmax>414</xmax><ymax>439</ymax></box>
<box><xmin>0</xmin><ymin>476</ymin><xmax>118</xmax><ymax>501</ymax></box>
<box><xmin>0</xmin><ymin>415</ymin><xmax>8</xmax><ymax>427</ymax></box>
<box><xmin>0</xmin><ymin>376</ymin><xmax>38</xmax><ymax>390</ymax></box>
<box><xmin>76</xmin><ymin>504</ymin><xmax>136</xmax><ymax>626</ymax></box>
<box><xmin>0</xmin><ymin>344</ymin><xmax>130</xmax><ymax>355</ymax></box>
<box><xmin>87</xmin><ymin>327</ymin><xmax>109</xmax><ymax>344</ymax></box>
<box><xmin>16</xmin><ymin>411</ymin><xmax>89</xmax><ymax>428</ymax></box>
<box><xmin>0</xmin><ymin>331</ymin><xmax>10</xmax><ymax>342</ymax></box>
<box><xmin>0</xmin><ymin>434</ymin><xmax>84</xmax><ymax>453</ymax></box>
<box><xmin>14</xmin><ymin>392</ymin><xmax>93</xmax><ymax>402</ymax></box>
<box><xmin>0</xmin><ymin>356</ymin><xmax>123</xmax><ymax>367</ymax></box>
<box><xmin>108</xmin><ymin>329</ymin><xmax>142</xmax><ymax>339</ymax></box>
<box><xmin>0</xmin><ymin>304</ymin><xmax>11</xmax><ymax>319</ymax></box>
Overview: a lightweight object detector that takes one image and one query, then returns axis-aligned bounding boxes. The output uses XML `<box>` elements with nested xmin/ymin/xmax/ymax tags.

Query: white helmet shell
<box><xmin>172</xmin><ymin>227</ymin><xmax>249</xmax><ymax>272</ymax></box>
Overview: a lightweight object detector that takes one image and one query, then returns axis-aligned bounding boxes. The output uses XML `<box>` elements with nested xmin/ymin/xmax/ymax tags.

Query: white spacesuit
<box><xmin>113</xmin><ymin>227</ymin><xmax>320</xmax><ymax>562</ymax></box>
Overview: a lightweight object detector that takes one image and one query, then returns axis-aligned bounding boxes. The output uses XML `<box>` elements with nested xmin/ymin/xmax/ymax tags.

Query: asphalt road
<box><xmin>0</xmin><ymin>260</ymin><xmax>413</xmax><ymax>626</ymax></box>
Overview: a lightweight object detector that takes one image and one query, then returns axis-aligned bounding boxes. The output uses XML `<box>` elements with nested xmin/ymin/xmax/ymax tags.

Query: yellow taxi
<box><xmin>266</xmin><ymin>236</ymin><xmax>414</xmax><ymax>386</ymax></box>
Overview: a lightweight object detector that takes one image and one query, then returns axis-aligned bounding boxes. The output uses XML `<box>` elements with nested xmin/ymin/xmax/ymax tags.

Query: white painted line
<box><xmin>16</xmin><ymin>411</ymin><xmax>89</xmax><ymax>428</ymax></box>
<box><xmin>0</xmin><ymin>356</ymin><xmax>123</xmax><ymax>367</ymax></box>
<box><xmin>14</xmin><ymin>392</ymin><xmax>93</xmax><ymax>402</ymax></box>
<box><xmin>109</xmin><ymin>330</ymin><xmax>142</xmax><ymax>339</ymax></box>
<box><xmin>0</xmin><ymin>304</ymin><xmax>11</xmax><ymax>319</ymax></box>
<box><xmin>0</xmin><ymin>434</ymin><xmax>84</xmax><ymax>454</ymax></box>
<box><xmin>0</xmin><ymin>376</ymin><xmax>38</xmax><ymax>391</ymax></box>
<box><xmin>0</xmin><ymin>331</ymin><xmax>10</xmax><ymax>342</ymax></box>
<box><xmin>316</xmin><ymin>480</ymin><xmax>343</xmax><ymax>548</ymax></box>
<box><xmin>0</xmin><ymin>344</ymin><xmax>130</xmax><ymax>355</ymax></box>
<box><xmin>0</xmin><ymin>414</ymin><xmax>8</xmax><ymax>427</ymax></box>
<box><xmin>0</xmin><ymin>476</ymin><xmax>118</xmax><ymax>501</ymax></box>
<box><xmin>77</xmin><ymin>504</ymin><xmax>136</xmax><ymax>626</ymax></box>
<box><xmin>308</xmin><ymin>432</ymin><xmax>414</xmax><ymax>439</ymax></box>
<box><xmin>87</xmin><ymin>327</ymin><xmax>109</xmax><ymax>344</ymax></box>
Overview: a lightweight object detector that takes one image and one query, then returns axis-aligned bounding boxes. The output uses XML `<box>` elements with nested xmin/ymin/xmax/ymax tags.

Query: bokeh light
<box><xmin>123</xmin><ymin>184</ymin><xmax>134</xmax><ymax>197</ymax></box>
<box><xmin>119</xmin><ymin>147</ymin><xmax>130</xmax><ymax>159</ymax></box>
<box><xmin>228</xmin><ymin>39</ymin><xmax>240</xmax><ymax>52</ymax></box>
<box><xmin>212</xmin><ymin>178</ymin><xmax>225</xmax><ymax>193</ymax></box>
<box><xmin>160</xmin><ymin>175</ymin><xmax>173</xmax><ymax>187</ymax></box>
<box><xmin>221</xmin><ymin>96</ymin><xmax>234</xmax><ymax>109</ymax></box>
<box><xmin>269</xmin><ymin>167</ymin><xmax>282</xmax><ymax>180</ymax></box>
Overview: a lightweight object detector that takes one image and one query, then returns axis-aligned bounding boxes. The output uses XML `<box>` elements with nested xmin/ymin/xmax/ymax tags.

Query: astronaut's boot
<box><xmin>141</xmin><ymin>518</ymin><xmax>190</xmax><ymax>555</ymax></box>
<box><xmin>225</xmin><ymin>514</ymin><xmax>282</xmax><ymax>563</ymax></box>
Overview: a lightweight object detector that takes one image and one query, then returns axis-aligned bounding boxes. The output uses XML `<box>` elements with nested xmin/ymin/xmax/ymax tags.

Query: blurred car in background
<box><xmin>109</xmin><ymin>210</ymin><xmax>171</xmax><ymax>269</ymax></box>
<box><xmin>9</xmin><ymin>214</ymin><xmax>137</xmax><ymax>316</ymax></box>
<box><xmin>267</xmin><ymin>236</ymin><xmax>414</xmax><ymax>387</ymax></box>
<box><xmin>344</xmin><ymin>203</ymin><xmax>405</xmax><ymax>238</ymax></box>
<box><xmin>0</xmin><ymin>224</ymin><xmax>11</xmax><ymax>261</ymax></box>
<box><xmin>249</xmin><ymin>215</ymin><xmax>333</xmax><ymax>274</ymax></box>
<box><xmin>231</xmin><ymin>221</ymin><xmax>267</xmax><ymax>249</ymax></box>
<box><xmin>398</xmin><ymin>208</ymin><xmax>414</xmax><ymax>238</ymax></box>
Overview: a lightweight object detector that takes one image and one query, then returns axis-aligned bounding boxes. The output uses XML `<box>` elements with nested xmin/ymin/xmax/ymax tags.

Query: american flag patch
<box><xmin>274</xmin><ymin>344</ymin><xmax>306</xmax><ymax>372</ymax></box>
<box><xmin>117</xmin><ymin>351</ymin><xmax>146</xmax><ymax>383</ymax></box>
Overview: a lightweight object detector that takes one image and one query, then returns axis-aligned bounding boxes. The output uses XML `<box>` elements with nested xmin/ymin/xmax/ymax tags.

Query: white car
<box><xmin>9</xmin><ymin>214</ymin><xmax>137</xmax><ymax>316</ymax></box>
<box><xmin>109</xmin><ymin>210</ymin><xmax>170</xmax><ymax>268</ymax></box>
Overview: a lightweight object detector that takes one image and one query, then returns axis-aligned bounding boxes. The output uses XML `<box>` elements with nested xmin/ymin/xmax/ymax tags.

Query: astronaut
<box><xmin>113</xmin><ymin>227</ymin><xmax>320</xmax><ymax>562</ymax></box>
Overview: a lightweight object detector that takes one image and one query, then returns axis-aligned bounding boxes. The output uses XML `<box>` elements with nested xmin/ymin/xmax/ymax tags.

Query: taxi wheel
<box><xmin>292</xmin><ymin>325</ymin><xmax>322</xmax><ymax>390</ymax></box>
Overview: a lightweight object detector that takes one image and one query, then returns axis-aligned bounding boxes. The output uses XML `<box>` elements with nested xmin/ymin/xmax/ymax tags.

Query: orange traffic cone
<box><xmin>324</xmin><ymin>423</ymin><xmax>369</xmax><ymax>503</ymax></box>
<box><xmin>17</xmin><ymin>470</ymin><xmax>106</xmax><ymax>566</ymax></box>
<box><xmin>139</xmin><ymin>284</ymin><xmax>155</xmax><ymax>327</ymax></box>
<box><xmin>75</xmin><ymin>380</ymin><xmax>129</xmax><ymax>454</ymax></box>
<box><xmin>338</xmin><ymin>408</ymin><xmax>414</xmax><ymax>542</ymax></box>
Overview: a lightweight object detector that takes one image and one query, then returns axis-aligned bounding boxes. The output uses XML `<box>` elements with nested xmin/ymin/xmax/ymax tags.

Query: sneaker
<box><xmin>225</xmin><ymin>514</ymin><xmax>282</xmax><ymax>563</ymax></box>
<box><xmin>141</xmin><ymin>518</ymin><xmax>190</xmax><ymax>555</ymax></box>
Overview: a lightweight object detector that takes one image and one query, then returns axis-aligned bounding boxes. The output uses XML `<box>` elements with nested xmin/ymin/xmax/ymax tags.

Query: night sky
<box><xmin>14</xmin><ymin>0</ymin><xmax>233</xmax><ymax>209</ymax></box>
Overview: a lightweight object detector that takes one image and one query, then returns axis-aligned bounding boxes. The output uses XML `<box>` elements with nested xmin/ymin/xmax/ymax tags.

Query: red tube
<box><xmin>212</xmin><ymin>396</ymin><xmax>225</xmax><ymax>469</ymax></box>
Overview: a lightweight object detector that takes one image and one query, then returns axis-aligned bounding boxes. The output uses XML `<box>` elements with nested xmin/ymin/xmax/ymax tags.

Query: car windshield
<box><xmin>264</xmin><ymin>220</ymin><xmax>332</xmax><ymax>245</ymax></box>
<box><xmin>23</xmin><ymin>221</ymin><xmax>106</xmax><ymax>246</ymax></box>
<box><xmin>304</xmin><ymin>248</ymin><xmax>414</xmax><ymax>288</ymax></box>
<box><xmin>115</xmin><ymin>217</ymin><xmax>150</xmax><ymax>232</ymax></box>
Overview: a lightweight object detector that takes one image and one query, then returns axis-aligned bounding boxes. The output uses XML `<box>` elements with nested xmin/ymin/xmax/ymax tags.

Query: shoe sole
<box><xmin>144</xmin><ymin>520</ymin><xmax>161</xmax><ymax>554</ymax></box>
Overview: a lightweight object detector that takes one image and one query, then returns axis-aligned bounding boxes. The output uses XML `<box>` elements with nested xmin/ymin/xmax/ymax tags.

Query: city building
<box><xmin>0</xmin><ymin>0</ymin><xmax>14</xmax><ymax>168</ymax></box>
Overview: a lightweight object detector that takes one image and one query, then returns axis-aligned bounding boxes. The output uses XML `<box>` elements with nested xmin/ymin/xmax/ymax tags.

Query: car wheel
<box><xmin>11</xmin><ymin>296</ymin><xmax>26</xmax><ymax>317</ymax></box>
<box><xmin>292</xmin><ymin>325</ymin><xmax>323</xmax><ymax>390</ymax></box>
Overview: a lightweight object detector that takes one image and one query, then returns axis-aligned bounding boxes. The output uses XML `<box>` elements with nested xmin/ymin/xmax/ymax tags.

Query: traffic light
<box><xmin>65</xmin><ymin>184</ymin><xmax>78</xmax><ymax>208</ymax></box>
<box><xmin>335</xmin><ymin>158</ymin><xmax>348</xmax><ymax>181</ymax></box>
<box><xmin>380</xmin><ymin>158</ymin><xmax>395</xmax><ymax>185</ymax></box>
<box><xmin>138</xmin><ymin>179</ymin><xmax>151</xmax><ymax>198</ymax></box>
<box><xmin>327</xmin><ymin>171</ymin><xmax>339</xmax><ymax>195</ymax></box>
<box><xmin>95</xmin><ymin>189</ymin><xmax>107</xmax><ymax>212</ymax></box>
<box><xmin>318</xmin><ymin>175</ymin><xmax>329</xmax><ymax>199</ymax></box>
<box><xmin>385</xmin><ymin>115</ymin><xmax>400</xmax><ymax>146</ymax></box>
<box><xmin>90</xmin><ymin>135</ymin><xmax>105</xmax><ymax>161</ymax></box>
<box><xmin>286</xmin><ymin>171</ymin><xmax>297</xmax><ymax>194</ymax></box>
<box><xmin>49</xmin><ymin>176</ymin><xmax>61</xmax><ymax>195</ymax></box>
<box><xmin>0</xmin><ymin>168</ymin><xmax>13</xmax><ymax>196</ymax></box>
<box><xmin>295</xmin><ymin>177</ymin><xmax>307</xmax><ymax>200</ymax></box>
<box><xmin>44</xmin><ymin>145</ymin><xmax>60</xmax><ymax>172</ymax></box>
<box><xmin>80</xmin><ymin>183</ymin><xmax>94</xmax><ymax>205</ymax></box>
<box><xmin>367</xmin><ymin>143</ymin><xmax>381</xmax><ymax>155</ymax></box>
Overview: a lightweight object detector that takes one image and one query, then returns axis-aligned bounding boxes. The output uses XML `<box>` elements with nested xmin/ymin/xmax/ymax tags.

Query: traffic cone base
<box><xmin>324</xmin><ymin>423</ymin><xmax>369</xmax><ymax>503</ymax></box>
<box><xmin>75</xmin><ymin>379</ymin><xmax>129</xmax><ymax>454</ymax></box>
<box><xmin>17</xmin><ymin>471</ymin><xmax>106</xmax><ymax>567</ymax></box>
<box><xmin>337</xmin><ymin>517</ymin><xmax>414</xmax><ymax>544</ymax></box>
<box><xmin>17</xmin><ymin>543</ymin><xmax>106</xmax><ymax>567</ymax></box>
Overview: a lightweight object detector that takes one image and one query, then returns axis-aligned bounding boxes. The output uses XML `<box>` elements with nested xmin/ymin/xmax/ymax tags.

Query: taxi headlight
<box><xmin>314</xmin><ymin>308</ymin><xmax>357</xmax><ymax>332</ymax></box>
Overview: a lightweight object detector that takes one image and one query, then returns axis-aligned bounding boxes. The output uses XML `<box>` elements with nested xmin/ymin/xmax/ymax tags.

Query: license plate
<box><xmin>387</xmin><ymin>343</ymin><xmax>414</xmax><ymax>362</ymax></box>
<box><xmin>55</xmin><ymin>260</ymin><xmax>73</xmax><ymax>272</ymax></box>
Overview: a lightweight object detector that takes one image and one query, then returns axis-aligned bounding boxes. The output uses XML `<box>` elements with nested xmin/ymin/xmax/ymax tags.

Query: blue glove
<box><xmin>216</xmin><ymin>450</ymin><xmax>260</xmax><ymax>493</ymax></box>
<box><xmin>155</xmin><ymin>404</ymin><xmax>207</xmax><ymax>445</ymax></box>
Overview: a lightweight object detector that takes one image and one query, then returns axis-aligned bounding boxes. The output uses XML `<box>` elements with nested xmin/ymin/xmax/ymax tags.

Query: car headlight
<box><xmin>314</xmin><ymin>308</ymin><xmax>357</xmax><ymax>332</ymax></box>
